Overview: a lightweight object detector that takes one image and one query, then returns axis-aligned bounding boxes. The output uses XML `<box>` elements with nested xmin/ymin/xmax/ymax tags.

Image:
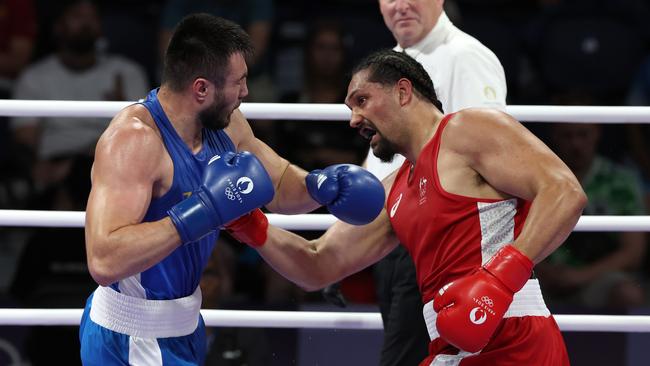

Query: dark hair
<box><xmin>162</xmin><ymin>14</ymin><xmax>254</xmax><ymax>91</ymax></box>
<box><xmin>352</xmin><ymin>49</ymin><xmax>443</xmax><ymax>112</ymax></box>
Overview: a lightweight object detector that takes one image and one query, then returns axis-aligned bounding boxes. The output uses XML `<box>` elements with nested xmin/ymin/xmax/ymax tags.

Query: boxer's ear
<box><xmin>396</xmin><ymin>78</ymin><xmax>413</xmax><ymax>106</ymax></box>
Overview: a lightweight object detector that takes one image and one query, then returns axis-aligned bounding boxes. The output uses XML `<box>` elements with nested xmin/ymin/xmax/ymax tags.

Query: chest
<box><xmin>388</xmin><ymin>163</ymin><xmax>442</xmax><ymax>236</ymax></box>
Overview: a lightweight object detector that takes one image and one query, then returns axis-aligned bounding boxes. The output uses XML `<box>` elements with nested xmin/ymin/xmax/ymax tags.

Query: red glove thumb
<box><xmin>224</xmin><ymin>209</ymin><xmax>268</xmax><ymax>247</ymax></box>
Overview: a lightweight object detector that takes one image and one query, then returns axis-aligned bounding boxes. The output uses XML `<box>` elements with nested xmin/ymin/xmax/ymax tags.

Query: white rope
<box><xmin>0</xmin><ymin>309</ymin><xmax>647</xmax><ymax>332</ymax></box>
<box><xmin>1</xmin><ymin>99</ymin><xmax>650</xmax><ymax>123</ymax></box>
<box><xmin>0</xmin><ymin>210</ymin><xmax>647</xmax><ymax>231</ymax></box>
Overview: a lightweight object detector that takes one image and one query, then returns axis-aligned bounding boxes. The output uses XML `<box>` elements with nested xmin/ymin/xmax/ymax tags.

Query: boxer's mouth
<box><xmin>359</xmin><ymin>126</ymin><xmax>377</xmax><ymax>140</ymax></box>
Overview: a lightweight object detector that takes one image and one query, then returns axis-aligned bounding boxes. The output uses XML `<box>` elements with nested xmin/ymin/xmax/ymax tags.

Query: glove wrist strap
<box><xmin>483</xmin><ymin>244</ymin><xmax>533</xmax><ymax>293</ymax></box>
<box><xmin>168</xmin><ymin>193</ymin><xmax>219</xmax><ymax>244</ymax></box>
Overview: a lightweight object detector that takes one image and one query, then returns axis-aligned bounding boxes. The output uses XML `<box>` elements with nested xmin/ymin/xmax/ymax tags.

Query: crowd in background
<box><xmin>1</xmin><ymin>0</ymin><xmax>650</xmax><ymax>365</ymax></box>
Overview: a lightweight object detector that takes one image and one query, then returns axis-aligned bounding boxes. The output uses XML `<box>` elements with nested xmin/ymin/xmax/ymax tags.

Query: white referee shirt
<box><xmin>365</xmin><ymin>12</ymin><xmax>507</xmax><ymax>180</ymax></box>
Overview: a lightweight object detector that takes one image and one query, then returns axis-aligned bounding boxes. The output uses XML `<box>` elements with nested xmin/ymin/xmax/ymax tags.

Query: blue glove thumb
<box><xmin>305</xmin><ymin>168</ymin><xmax>339</xmax><ymax>205</ymax></box>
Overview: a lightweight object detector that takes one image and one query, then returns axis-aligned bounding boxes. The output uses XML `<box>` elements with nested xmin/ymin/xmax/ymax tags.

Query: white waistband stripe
<box><xmin>89</xmin><ymin>285</ymin><xmax>202</xmax><ymax>338</ymax></box>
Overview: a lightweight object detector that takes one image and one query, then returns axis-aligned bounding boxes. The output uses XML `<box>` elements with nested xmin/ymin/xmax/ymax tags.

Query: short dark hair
<box><xmin>352</xmin><ymin>49</ymin><xmax>443</xmax><ymax>112</ymax></box>
<box><xmin>162</xmin><ymin>14</ymin><xmax>254</xmax><ymax>91</ymax></box>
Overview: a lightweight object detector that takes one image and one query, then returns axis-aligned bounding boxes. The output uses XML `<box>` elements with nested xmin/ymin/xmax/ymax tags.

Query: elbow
<box><xmin>555</xmin><ymin>177</ymin><xmax>587</xmax><ymax>219</ymax></box>
<box><xmin>299</xmin><ymin>278</ymin><xmax>334</xmax><ymax>293</ymax></box>
<box><xmin>86</xmin><ymin>243</ymin><xmax>119</xmax><ymax>287</ymax></box>
<box><xmin>299</xmin><ymin>283</ymin><xmax>321</xmax><ymax>292</ymax></box>
<box><xmin>568</xmin><ymin>181</ymin><xmax>588</xmax><ymax>216</ymax></box>
<box><xmin>291</xmin><ymin>265</ymin><xmax>334</xmax><ymax>292</ymax></box>
<box><xmin>88</xmin><ymin>258</ymin><xmax>117</xmax><ymax>287</ymax></box>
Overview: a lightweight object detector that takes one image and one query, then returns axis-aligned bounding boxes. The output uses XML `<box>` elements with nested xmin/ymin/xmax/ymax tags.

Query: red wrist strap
<box><xmin>224</xmin><ymin>209</ymin><xmax>268</xmax><ymax>247</ymax></box>
<box><xmin>483</xmin><ymin>244</ymin><xmax>533</xmax><ymax>293</ymax></box>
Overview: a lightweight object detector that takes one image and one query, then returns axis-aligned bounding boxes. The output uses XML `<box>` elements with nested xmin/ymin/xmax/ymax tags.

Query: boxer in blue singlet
<box><xmin>80</xmin><ymin>14</ymin><xmax>385</xmax><ymax>365</ymax></box>
<box><xmin>79</xmin><ymin>88</ymin><xmax>245</xmax><ymax>364</ymax></box>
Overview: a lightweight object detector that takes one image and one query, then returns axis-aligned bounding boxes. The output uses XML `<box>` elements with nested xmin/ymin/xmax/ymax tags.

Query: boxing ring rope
<box><xmin>0</xmin><ymin>210</ymin><xmax>649</xmax><ymax>232</ymax></box>
<box><xmin>2</xmin><ymin>99</ymin><xmax>650</xmax><ymax>123</ymax></box>
<box><xmin>0</xmin><ymin>309</ymin><xmax>649</xmax><ymax>333</ymax></box>
<box><xmin>1</xmin><ymin>100</ymin><xmax>650</xmax><ymax>334</ymax></box>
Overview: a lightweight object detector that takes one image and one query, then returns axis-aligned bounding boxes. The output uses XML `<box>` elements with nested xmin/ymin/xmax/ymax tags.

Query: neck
<box><xmin>398</xmin><ymin>34</ymin><xmax>426</xmax><ymax>49</ymax></box>
<box><xmin>402</xmin><ymin>104</ymin><xmax>443</xmax><ymax>165</ymax></box>
<box><xmin>157</xmin><ymin>86</ymin><xmax>203</xmax><ymax>151</ymax></box>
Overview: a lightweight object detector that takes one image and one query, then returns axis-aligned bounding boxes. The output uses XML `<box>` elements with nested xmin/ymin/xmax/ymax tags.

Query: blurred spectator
<box><xmin>0</xmin><ymin>0</ymin><xmax>37</xmax><ymax>96</ymax></box>
<box><xmin>525</xmin><ymin>0</ymin><xmax>647</xmax><ymax>105</ymax></box>
<box><xmin>159</xmin><ymin>0</ymin><xmax>275</xmax><ymax>102</ymax></box>
<box><xmin>96</xmin><ymin>0</ymin><xmax>161</xmax><ymax>88</ymax></box>
<box><xmin>9</xmin><ymin>154</ymin><xmax>96</xmax><ymax>365</ymax></box>
<box><xmin>0</xmin><ymin>0</ymin><xmax>38</xmax><ymax>205</ymax></box>
<box><xmin>277</xmin><ymin>20</ymin><xmax>365</xmax><ymax>171</ymax></box>
<box><xmin>10</xmin><ymin>0</ymin><xmax>148</xmax><ymax>195</ymax></box>
<box><xmin>538</xmin><ymin>119</ymin><xmax>647</xmax><ymax>311</ymax></box>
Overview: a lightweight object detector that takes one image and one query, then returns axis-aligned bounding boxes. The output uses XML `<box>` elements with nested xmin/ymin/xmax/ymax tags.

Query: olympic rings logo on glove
<box><xmin>225</xmin><ymin>187</ymin><xmax>236</xmax><ymax>201</ymax></box>
<box><xmin>480</xmin><ymin>296</ymin><xmax>494</xmax><ymax>307</ymax></box>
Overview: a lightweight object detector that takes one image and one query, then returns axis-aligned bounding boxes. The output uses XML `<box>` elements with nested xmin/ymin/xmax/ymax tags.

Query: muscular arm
<box><xmin>85</xmin><ymin>112</ymin><xmax>181</xmax><ymax>286</ymax></box>
<box><xmin>256</xmin><ymin>176</ymin><xmax>400</xmax><ymax>291</ymax></box>
<box><xmin>226</xmin><ymin>109</ymin><xmax>319</xmax><ymax>214</ymax></box>
<box><xmin>447</xmin><ymin>109</ymin><xmax>587</xmax><ymax>264</ymax></box>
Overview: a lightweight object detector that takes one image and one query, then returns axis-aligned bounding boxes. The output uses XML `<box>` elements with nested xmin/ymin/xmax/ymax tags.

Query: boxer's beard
<box><xmin>199</xmin><ymin>94</ymin><xmax>231</xmax><ymax>130</ymax></box>
<box><xmin>373</xmin><ymin>134</ymin><xmax>399</xmax><ymax>163</ymax></box>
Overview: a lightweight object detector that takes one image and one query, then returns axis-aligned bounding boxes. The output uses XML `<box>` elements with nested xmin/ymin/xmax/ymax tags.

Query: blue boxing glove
<box><xmin>168</xmin><ymin>151</ymin><xmax>274</xmax><ymax>244</ymax></box>
<box><xmin>306</xmin><ymin>164</ymin><xmax>385</xmax><ymax>225</ymax></box>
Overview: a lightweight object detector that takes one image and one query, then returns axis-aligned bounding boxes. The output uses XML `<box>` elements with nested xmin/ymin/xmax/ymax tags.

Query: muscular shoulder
<box><xmin>442</xmin><ymin>108</ymin><xmax>516</xmax><ymax>154</ymax></box>
<box><xmin>95</xmin><ymin>104</ymin><xmax>165</xmax><ymax>177</ymax></box>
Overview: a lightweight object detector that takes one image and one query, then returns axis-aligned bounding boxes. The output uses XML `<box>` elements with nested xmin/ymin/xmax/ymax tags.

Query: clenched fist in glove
<box><xmin>168</xmin><ymin>151</ymin><xmax>274</xmax><ymax>244</ymax></box>
<box><xmin>225</xmin><ymin>208</ymin><xmax>269</xmax><ymax>247</ymax></box>
<box><xmin>433</xmin><ymin>245</ymin><xmax>533</xmax><ymax>353</ymax></box>
<box><xmin>306</xmin><ymin>164</ymin><xmax>385</xmax><ymax>225</ymax></box>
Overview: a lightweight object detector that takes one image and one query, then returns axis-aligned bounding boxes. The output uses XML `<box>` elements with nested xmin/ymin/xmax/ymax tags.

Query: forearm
<box><xmin>256</xmin><ymin>226</ymin><xmax>330</xmax><ymax>291</ymax></box>
<box><xmin>266</xmin><ymin>163</ymin><xmax>320</xmax><ymax>214</ymax></box>
<box><xmin>515</xmin><ymin>180</ymin><xmax>587</xmax><ymax>263</ymax></box>
<box><xmin>87</xmin><ymin>217</ymin><xmax>181</xmax><ymax>286</ymax></box>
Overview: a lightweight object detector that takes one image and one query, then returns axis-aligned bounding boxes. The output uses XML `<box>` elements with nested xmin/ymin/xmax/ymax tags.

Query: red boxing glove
<box><xmin>433</xmin><ymin>245</ymin><xmax>533</xmax><ymax>353</ymax></box>
<box><xmin>224</xmin><ymin>209</ymin><xmax>268</xmax><ymax>247</ymax></box>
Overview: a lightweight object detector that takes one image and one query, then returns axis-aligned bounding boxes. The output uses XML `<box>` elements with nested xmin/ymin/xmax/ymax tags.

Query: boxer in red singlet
<box><xmin>227</xmin><ymin>49</ymin><xmax>585</xmax><ymax>365</ymax></box>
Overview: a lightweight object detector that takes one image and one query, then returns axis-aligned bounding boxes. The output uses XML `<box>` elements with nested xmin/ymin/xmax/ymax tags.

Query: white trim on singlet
<box><xmin>118</xmin><ymin>273</ymin><xmax>147</xmax><ymax>298</ymax></box>
<box><xmin>477</xmin><ymin>199</ymin><xmax>517</xmax><ymax>265</ymax></box>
